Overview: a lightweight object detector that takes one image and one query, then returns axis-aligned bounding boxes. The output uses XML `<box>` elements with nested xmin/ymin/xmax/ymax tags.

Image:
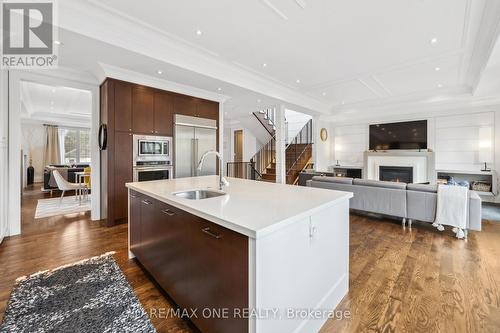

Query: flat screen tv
<box><xmin>369</xmin><ymin>120</ymin><xmax>427</xmax><ymax>150</ymax></box>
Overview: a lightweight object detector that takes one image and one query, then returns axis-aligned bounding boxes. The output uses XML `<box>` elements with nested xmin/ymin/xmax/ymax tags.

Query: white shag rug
<box><xmin>35</xmin><ymin>196</ymin><xmax>91</xmax><ymax>219</ymax></box>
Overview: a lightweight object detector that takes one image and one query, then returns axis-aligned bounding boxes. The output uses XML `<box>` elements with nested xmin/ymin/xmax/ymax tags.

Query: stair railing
<box><xmin>253</xmin><ymin>107</ymin><xmax>277</xmax><ymax>138</ymax></box>
<box><xmin>250</xmin><ymin>137</ymin><xmax>275</xmax><ymax>179</ymax></box>
<box><xmin>226</xmin><ymin>161</ymin><xmax>259</xmax><ymax>180</ymax></box>
<box><xmin>286</xmin><ymin>119</ymin><xmax>313</xmax><ymax>181</ymax></box>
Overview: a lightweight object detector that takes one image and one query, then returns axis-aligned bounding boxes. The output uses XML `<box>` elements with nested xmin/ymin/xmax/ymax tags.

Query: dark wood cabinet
<box><xmin>132</xmin><ymin>86</ymin><xmax>155</xmax><ymax>134</ymax></box>
<box><xmin>114</xmin><ymin>82</ymin><xmax>132</xmax><ymax>132</ymax></box>
<box><xmin>128</xmin><ymin>194</ymin><xmax>248</xmax><ymax>333</ymax></box>
<box><xmin>101</xmin><ymin>78</ymin><xmax>219</xmax><ymax>226</ymax></box>
<box><xmin>129</xmin><ymin>190</ymin><xmax>142</xmax><ymax>255</ymax></box>
<box><xmin>186</xmin><ymin>216</ymin><xmax>248</xmax><ymax>333</ymax></box>
<box><xmin>114</xmin><ymin>131</ymin><xmax>132</xmax><ymax>222</ymax></box>
<box><xmin>197</xmin><ymin>99</ymin><xmax>219</xmax><ymax>120</ymax></box>
<box><xmin>153</xmin><ymin>92</ymin><xmax>173</xmax><ymax>136</ymax></box>
<box><xmin>173</xmin><ymin>95</ymin><xmax>198</xmax><ymax>117</ymax></box>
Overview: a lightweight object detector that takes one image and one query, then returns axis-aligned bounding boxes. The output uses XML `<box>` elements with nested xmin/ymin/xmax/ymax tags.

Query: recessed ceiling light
<box><xmin>430</xmin><ymin>37</ymin><xmax>438</xmax><ymax>44</ymax></box>
<box><xmin>437</xmin><ymin>83</ymin><xmax>443</xmax><ymax>88</ymax></box>
<box><xmin>322</xmin><ymin>92</ymin><xmax>327</xmax><ymax>96</ymax></box>
<box><xmin>435</xmin><ymin>67</ymin><xmax>440</xmax><ymax>71</ymax></box>
<box><xmin>156</xmin><ymin>70</ymin><xmax>163</xmax><ymax>75</ymax></box>
<box><xmin>296</xmin><ymin>79</ymin><xmax>300</xmax><ymax>84</ymax></box>
<box><xmin>196</xmin><ymin>29</ymin><xmax>202</xmax><ymax>36</ymax></box>
<box><xmin>262</xmin><ymin>63</ymin><xmax>267</xmax><ymax>68</ymax></box>
<box><xmin>54</xmin><ymin>40</ymin><xmax>62</xmax><ymax>45</ymax></box>
<box><xmin>51</xmin><ymin>88</ymin><xmax>56</xmax><ymax>93</ymax></box>
<box><xmin>341</xmin><ymin>101</ymin><xmax>345</xmax><ymax>105</ymax></box>
<box><xmin>217</xmin><ymin>87</ymin><xmax>222</xmax><ymax>91</ymax></box>
<box><xmin>257</xmin><ymin>99</ymin><xmax>261</xmax><ymax>103</ymax></box>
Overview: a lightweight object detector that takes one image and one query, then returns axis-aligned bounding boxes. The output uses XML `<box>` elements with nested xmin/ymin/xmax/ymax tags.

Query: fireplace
<box><xmin>379</xmin><ymin>166</ymin><xmax>413</xmax><ymax>183</ymax></box>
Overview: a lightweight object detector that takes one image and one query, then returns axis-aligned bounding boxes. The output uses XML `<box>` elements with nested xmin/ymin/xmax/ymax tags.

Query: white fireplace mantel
<box><xmin>364</xmin><ymin>151</ymin><xmax>436</xmax><ymax>183</ymax></box>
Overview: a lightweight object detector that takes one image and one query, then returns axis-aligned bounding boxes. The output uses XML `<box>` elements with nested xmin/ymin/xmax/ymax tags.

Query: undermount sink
<box><xmin>172</xmin><ymin>189</ymin><xmax>226</xmax><ymax>200</ymax></box>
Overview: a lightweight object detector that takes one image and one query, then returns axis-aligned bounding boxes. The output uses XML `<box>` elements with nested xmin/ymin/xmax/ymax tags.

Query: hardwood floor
<box><xmin>1</xmin><ymin>184</ymin><xmax>499</xmax><ymax>332</ymax></box>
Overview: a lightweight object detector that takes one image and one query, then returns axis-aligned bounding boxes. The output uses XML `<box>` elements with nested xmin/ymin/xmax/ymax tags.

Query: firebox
<box><xmin>379</xmin><ymin>166</ymin><xmax>413</xmax><ymax>183</ymax></box>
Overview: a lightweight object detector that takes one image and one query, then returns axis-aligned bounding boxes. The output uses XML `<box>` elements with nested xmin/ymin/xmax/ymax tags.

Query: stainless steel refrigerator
<box><xmin>174</xmin><ymin>114</ymin><xmax>217</xmax><ymax>178</ymax></box>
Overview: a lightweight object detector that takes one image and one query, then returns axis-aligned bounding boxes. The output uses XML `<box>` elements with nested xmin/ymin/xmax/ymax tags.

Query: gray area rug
<box><xmin>0</xmin><ymin>252</ymin><xmax>156</xmax><ymax>333</ymax></box>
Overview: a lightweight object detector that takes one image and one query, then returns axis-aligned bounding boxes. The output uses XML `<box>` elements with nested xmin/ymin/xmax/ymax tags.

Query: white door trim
<box><xmin>7</xmin><ymin>69</ymin><xmax>100</xmax><ymax>236</ymax></box>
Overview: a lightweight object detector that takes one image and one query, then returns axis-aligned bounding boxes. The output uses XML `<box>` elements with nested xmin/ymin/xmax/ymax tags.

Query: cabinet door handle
<box><xmin>202</xmin><ymin>227</ymin><xmax>222</xmax><ymax>239</ymax></box>
<box><xmin>141</xmin><ymin>199</ymin><xmax>152</xmax><ymax>205</ymax></box>
<box><xmin>162</xmin><ymin>209</ymin><xmax>175</xmax><ymax>216</ymax></box>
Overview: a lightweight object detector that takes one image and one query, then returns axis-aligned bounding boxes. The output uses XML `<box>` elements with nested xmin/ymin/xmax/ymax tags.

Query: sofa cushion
<box><xmin>353</xmin><ymin>179</ymin><xmax>407</xmax><ymax>190</ymax></box>
<box><xmin>311</xmin><ymin>176</ymin><xmax>353</xmax><ymax>184</ymax></box>
<box><xmin>407</xmin><ymin>183</ymin><xmax>438</xmax><ymax>193</ymax></box>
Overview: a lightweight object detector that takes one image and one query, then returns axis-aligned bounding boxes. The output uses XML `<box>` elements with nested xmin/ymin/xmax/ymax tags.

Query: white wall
<box><xmin>285</xmin><ymin>109</ymin><xmax>312</xmax><ymax>143</ymax></box>
<box><xmin>0</xmin><ymin>69</ymin><xmax>8</xmax><ymax>243</ymax></box>
<box><xmin>21</xmin><ymin>122</ymin><xmax>46</xmax><ymax>183</ymax></box>
<box><xmin>332</xmin><ymin>110</ymin><xmax>496</xmax><ymax>173</ymax></box>
<box><xmin>434</xmin><ymin>112</ymin><xmax>494</xmax><ymax>171</ymax></box>
<box><xmin>333</xmin><ymin>124</ymin><xmax>367</xmax><ymax>167</ymax></box>
<box><xmin>224</xmin><ymin>125</ymin><xmax>260</xmax><ymax>162</ymax></box>
<box><xmin>313</xmin><ymin>117</ymin><xmax>335</xmax><ymax>171</ymax></box>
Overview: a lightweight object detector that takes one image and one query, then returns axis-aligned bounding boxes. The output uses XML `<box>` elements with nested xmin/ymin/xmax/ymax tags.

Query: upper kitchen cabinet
<box><xmin>173</xmin><ymin>95</ymin><xmax>197</xmax><ymax>118</ymax></box>
<box><xmin>153</xmin><ymin>92</ymin><xmax>173</xmax><ymax>136</ymax></box>
<box><xmin>173</xmin><ymin>95</ymin><xmax>218</xmax><ymax>120</ymax></box>
<box><xmin>132</xmin><ymin>86</ymin><xmax>155</xmax><ymax>134</ymax></box>
<box><xmin>197</xmin><ymin>99</ymin><xmax>219</xmax><ymax>120</ymax></box>
<box><xmin>114</xmin><ymin>81</ymin><xmax>132</xmax><ymax>132</ymax></box>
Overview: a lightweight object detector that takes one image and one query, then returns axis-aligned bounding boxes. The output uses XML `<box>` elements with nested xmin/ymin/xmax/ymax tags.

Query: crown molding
<box><xmin>58</xmin><ymin>0</ymin><xmax>329</xmax><ymax>114</ymax></box>
<box><xmin>327</xmin><ymin>94</ymin><xmax>500</xmax><ymax>125</ymax></box>
<box><xmin>99</xmin><ymin>63</ymin><xmax>231</xmax><ymax>103</ymax></box>
<box><xmin>465</xmin><ymin>0</ymin><xmax>500</xmax><ymax>93</ymax></box>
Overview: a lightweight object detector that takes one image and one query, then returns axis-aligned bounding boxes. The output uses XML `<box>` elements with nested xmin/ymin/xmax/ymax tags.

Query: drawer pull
<box><xmin>141</xmin><ymin>199</ymin><xmax>153</xmax><ymax>205</ymax></box>
<box><xmin>162</xmin><ymin>209</ymin><xmax>175</xmax><ymax>216</ymax></box>
<box><xmin>202</xmin><ymin>227</ymin><xmax>222</xmax><ymax>239</ymax></box>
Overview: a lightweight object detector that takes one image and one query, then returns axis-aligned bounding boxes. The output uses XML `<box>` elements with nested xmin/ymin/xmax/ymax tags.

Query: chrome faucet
<box><xmin>197</xmin><ymin>150</ymin><xmax>229</xmax><ymax>190</ymax></box>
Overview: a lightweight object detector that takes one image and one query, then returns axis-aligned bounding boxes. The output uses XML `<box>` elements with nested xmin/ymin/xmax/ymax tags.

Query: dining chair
<box><xmin>52</xmin><ymin>170</ymin><xmax>86</xmax><ymax>203</ymax></box>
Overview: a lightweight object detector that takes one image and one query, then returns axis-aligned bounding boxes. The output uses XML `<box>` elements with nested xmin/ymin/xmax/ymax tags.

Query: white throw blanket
<box><xmin>433</xmin><ymin>184</ymin><xmax>468</xmax><ymax>239</ymax></box>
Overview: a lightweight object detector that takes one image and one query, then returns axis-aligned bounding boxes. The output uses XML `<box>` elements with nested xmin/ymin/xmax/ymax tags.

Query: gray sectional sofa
<box><xmin>306</xmin><ymin>176</ymin><xmax>482</xmax><ymax>233</ymax></box>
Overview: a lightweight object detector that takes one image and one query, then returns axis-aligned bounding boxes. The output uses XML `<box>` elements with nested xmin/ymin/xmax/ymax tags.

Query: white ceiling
<box><xmin>53</xmin><ymin>0</ymin><xmax>500</xmax><ymax>121</ymax></box>
<box><xmin>20</xmin><ymin>81</ymin><xmax>92</xmax><ymax>126</ymax></box>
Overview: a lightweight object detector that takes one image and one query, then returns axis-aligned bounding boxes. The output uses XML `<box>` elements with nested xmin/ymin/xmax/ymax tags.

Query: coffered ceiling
<box><xmin>20</xmin><ymin>81</ymin><xmax>92</xmax><ymax>126</ymax></box>
<box><xmin>56</xmin><ymin>0</ymin><xmax>500</xmax><ymax>118</ymax></box>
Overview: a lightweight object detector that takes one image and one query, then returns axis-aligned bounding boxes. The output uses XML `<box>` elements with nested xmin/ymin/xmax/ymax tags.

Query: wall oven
<box><xmin>133</xmin><ymin>161</ymin><xmax>173</xmax><ymax>182</ymax></box>
<box><xmin>133</xmin><ymin>135</ymin><xmax>173</xmax><ymax>182</ymax></box>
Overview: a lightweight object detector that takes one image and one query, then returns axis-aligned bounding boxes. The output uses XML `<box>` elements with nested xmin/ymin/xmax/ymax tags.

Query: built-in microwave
<box><xmin>138</xmin><ymin>138</ymin><xmax>170</xmax><ymax>157</ymax></box>
<box><xmin>133</xmin><ymin>135</ymin><xmax>172</xmax><ymax>162</ymax></box>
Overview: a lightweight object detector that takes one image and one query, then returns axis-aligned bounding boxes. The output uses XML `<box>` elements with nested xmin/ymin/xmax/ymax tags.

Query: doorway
<box><xmin>233</xmin><ymin>130</ymin><xmax>243</xmax><ymax>178</ymax></box>
<box><xmin>7</xmin><ymin>70</ymin><xmax>100</xmax><ymax>237</ymax></box>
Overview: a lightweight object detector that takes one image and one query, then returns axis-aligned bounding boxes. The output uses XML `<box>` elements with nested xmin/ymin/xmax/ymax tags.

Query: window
<box><xmin>59</xmin><ymin>128</ymin><xmax>91</xmax><ymax>164</ymax></box>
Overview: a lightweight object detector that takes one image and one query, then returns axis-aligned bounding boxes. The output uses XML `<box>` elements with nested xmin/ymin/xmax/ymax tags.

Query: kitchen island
<box><xmin>126</xmin><ymin>176</ymin><xmax>352</xmax><ymax>333</ymax></box>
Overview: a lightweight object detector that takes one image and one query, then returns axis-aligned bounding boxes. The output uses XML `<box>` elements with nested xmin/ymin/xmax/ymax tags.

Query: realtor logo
<box><xmin>1</xmin><ymin>0</ymin><xmax>58</xmax><ymax>68</ymax></box>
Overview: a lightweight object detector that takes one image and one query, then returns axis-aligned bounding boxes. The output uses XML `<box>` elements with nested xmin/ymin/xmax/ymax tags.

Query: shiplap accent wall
<box><xmin>333</xmin><ymin>124</ymin><xmax>367</xmax><ymax>166</ymax></box>
<box><xmin>333</xmin><ymin>111</ymin><xmax>495</xmax><ymax>172</ymax></box>
<box><xmin>434</xmin><ymin>112</ymin><xmax>494</xmax><ymax>171</ymax></box>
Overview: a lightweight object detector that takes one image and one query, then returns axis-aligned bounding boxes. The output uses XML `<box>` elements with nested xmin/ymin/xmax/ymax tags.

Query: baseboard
<box><xmin>294</xmin><ymin>273</ymin><xmax>349</xmax><ymax>333</ymax></box>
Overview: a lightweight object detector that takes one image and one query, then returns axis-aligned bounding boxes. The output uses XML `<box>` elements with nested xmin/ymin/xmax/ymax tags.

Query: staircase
<box><xmin>251</xmin><ymin>118</ymin><xmax>313</xmax><ymax>185</ymax></box>
<box><xmin>252</xmin><ymin>108</ymin><xmax>276</xmax><ymax>138</ymax></box>
<box><xmin>259</xmin><ymin>143</ymin><xmax>313</xmax><ymax>184</ymax></box>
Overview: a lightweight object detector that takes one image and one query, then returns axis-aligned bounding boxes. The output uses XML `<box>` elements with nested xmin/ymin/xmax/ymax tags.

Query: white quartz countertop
<box><xmin>126</xmin><ymin>176</ymin><xmax>352</xmax><ymax>239</ymax></box>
